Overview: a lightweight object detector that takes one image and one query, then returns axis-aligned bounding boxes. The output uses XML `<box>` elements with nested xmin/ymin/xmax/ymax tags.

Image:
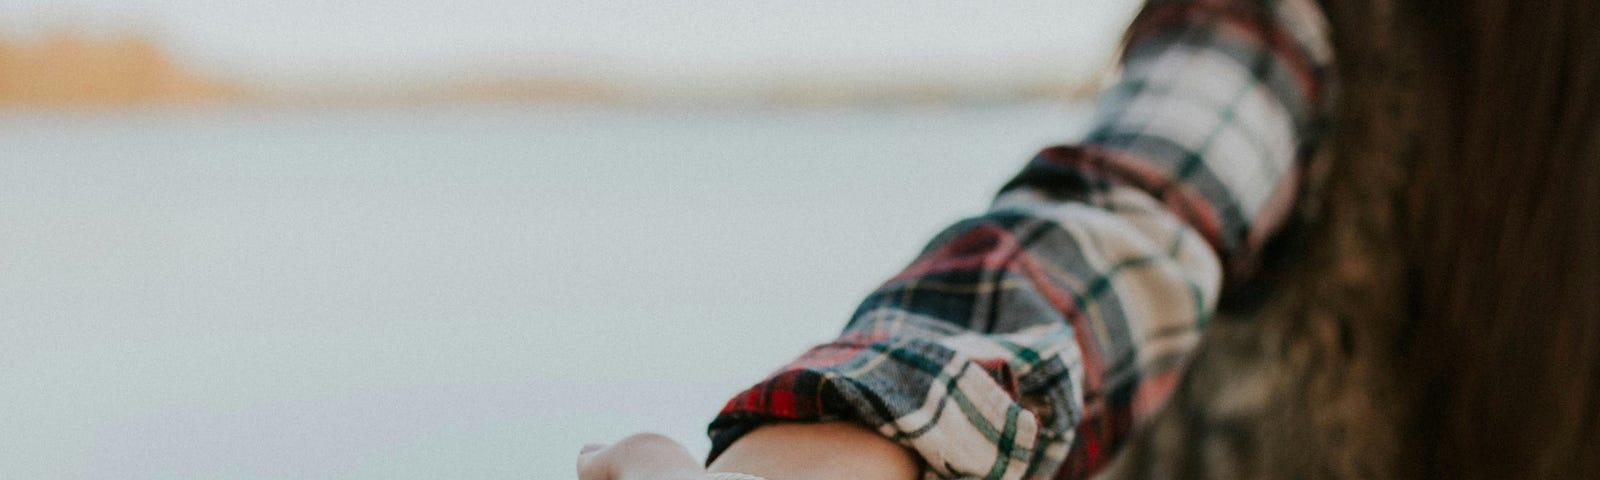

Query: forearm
<box><xmin>708</xmin><ymin>422</ymin><xmax>920</xmax><ymax>480</ymax></box>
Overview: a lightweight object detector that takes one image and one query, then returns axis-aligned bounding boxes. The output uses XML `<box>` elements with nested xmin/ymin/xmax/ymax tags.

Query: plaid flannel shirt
<box><xmin>707</xmin><ymin>0</ymin><xmax>1335</xmax><ymax>478</ymax></box>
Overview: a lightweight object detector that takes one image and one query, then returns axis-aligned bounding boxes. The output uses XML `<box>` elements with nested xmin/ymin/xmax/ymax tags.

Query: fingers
<box><xmin>576</xmin><ymin>433</ymin><xmax>705</xmax><ymax>480</ymax></box>
<box><xmin>576</xmin><ymin>444</ymin><xmax>611</xmax><ymax>480</ymax></box>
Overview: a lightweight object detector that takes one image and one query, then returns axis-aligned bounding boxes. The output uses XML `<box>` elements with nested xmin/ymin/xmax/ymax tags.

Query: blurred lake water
<box><xmin>0</xmin><ymin>103</ymin><xmax>1091</xmax><ymax>479</ymax></box>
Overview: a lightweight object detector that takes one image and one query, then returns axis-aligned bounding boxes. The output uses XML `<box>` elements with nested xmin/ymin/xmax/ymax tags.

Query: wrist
<box><xmin>706</xmin><ymin>474</ymin><xmax>767</xmax><ymax>480</ymax></box>
<box><xmin>707</xmin><ymin>422</ymin><xmax>920</xmax><ymax>480</ymax></box>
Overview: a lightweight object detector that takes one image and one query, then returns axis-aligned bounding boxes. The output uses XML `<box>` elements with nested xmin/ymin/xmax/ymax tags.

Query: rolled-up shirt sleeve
<box><xmin>706</xmin><ymin>1</ymin><xmax>1334</xmax><ymax>478</ymax></box>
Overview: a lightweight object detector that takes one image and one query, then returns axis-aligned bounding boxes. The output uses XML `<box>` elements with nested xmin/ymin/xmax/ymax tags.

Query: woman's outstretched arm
<box><xmin>702</xmin><ymin>0</ymin><xmax>1335</xmax><ymax>478</ymax></box>
<box><xmin>580</xmin><ymin>0</ymin><xmax>1336</xmax><ymax>477</ymax></box>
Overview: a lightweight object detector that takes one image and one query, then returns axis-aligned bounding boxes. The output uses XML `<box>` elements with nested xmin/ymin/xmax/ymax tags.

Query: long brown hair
<box><xmin>1374</xmin><ymin>0</ymin><xmax>1600</xmax><ymax>476</ymax></box>
<box><xmin>1310</xmin><ymin>0</ymin><xmax>1600</xmax><ymax>475</ymax></box>
<box><xmin>1098</xmin><ymin>1</ymin><xmax>1600</xmax><ymax>478</ymax></box>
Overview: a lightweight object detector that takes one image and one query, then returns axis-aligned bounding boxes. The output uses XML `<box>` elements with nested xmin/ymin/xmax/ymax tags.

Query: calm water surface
<box><xmin>0</xmin><ymin>103</ymin><xmax>1090</xmax><ymax>479</ymax></box>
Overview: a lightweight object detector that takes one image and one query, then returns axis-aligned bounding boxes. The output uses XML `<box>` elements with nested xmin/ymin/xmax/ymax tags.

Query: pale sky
<box><xmin>0</xmin><ymin>1</ymin><xmax>1141</xmax><ymax>91</ymax></box>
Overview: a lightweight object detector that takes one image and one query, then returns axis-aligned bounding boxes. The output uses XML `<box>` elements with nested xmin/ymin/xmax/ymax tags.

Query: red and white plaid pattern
<box><xmin>708</xmin><ymin>1</ymin><xmax>1334</xmax><ymax>478</ymax></box>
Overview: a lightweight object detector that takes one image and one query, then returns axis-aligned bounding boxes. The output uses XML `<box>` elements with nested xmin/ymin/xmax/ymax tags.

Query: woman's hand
<box><xmin>576</xmin><ymin>433</ymin><xmax>706</xmax><ymax>480</ymax></box>
<box><xmin>579</xmin><ymin>422</ymin><xmax>920</xmax><ymax>480</ymax></box>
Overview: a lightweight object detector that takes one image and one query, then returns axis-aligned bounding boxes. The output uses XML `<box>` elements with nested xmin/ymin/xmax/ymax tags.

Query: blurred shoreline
<box><xmin>0</xmin><ymin>32</ymin><xmax>1107</xmax><ymax>110</ymax></box>
<box><xmin>0</xmin><ymin>33</ymin><xmax>242</xmax><ymax>107</ymax></box>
